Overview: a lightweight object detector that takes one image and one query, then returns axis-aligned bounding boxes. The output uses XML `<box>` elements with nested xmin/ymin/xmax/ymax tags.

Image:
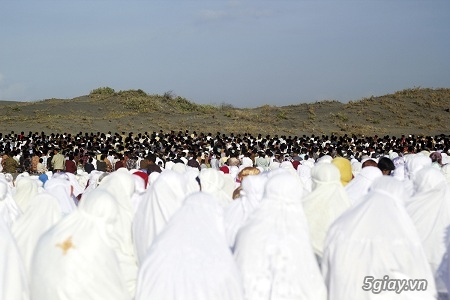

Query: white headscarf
<box><xmin>13</xmin><ymin>177</ymin><xmax>40</xmax><ymax>213</ymax></box>
<box><xmin>406</xmin><ymin>167</ymin><xmax>450</xmax><ymax>293</ymax></box>
<box><xmin>303</xmin><ymin>163</ymin><xmax>351</xmax><ymax>260</ymax></box>
<box><xmin>95</xmin><ymin>168</ymin><xmax>137</xmax><ymax>296</ymax></box>
<box><xmin>44</xmin><ymin>176</ymin><xmax>76</xmax><ymax>216</ymax></box>
<box><xmin>30</xmin><ymin>189</ymin><xmax>132</xmax><ymax>300</ymax></box>
<box><xmin>0</xmin><ymin>217</ymin><xmax>30</xmax><ymax>300</ymax></box>
<box><xmin>199</xmin><ymin>168</ymin><xmax>233</xmax><ymax>208</ymax></box>
<box><xmin>405</xmin><ymin>154</ymin><xmax>432</xmax><ymax>196</ymax></box>
<box><xmin>344</xmin><ymin>166</ymin><xmax>382</xmax><ymax>205</ymax></box>
<box><xmin>297</xmin><ymin>163</ymin><xmax>313</xmax><ymax>194</ymax></box>
<box><xmin>11</xmin><ymin>192</ymin><xmax>62</xmax><ymax>279</ymax></box>
<box><xmin>322</xmin><ymin>176</ymin><xmax>437</xmax><ymax>300</ymax></box>
<box><xmin>133</xmin><ymin>170</ymin><xmax>188</xmax><ymax>265</ymax></box>
<box><xmin>0</xmin><ymin>179</ymin><xmax>22</xmax><ymax>227</ymax></box>
<box><xmin>233</xmin><ymin>171</ymin><xmax>327</xmax><ymax>300</ymax></box>
<box><xmin>135</xmin><ymin>192</ymin><xmax>244</xmax><ymax>300</ymax></box>
<box><xmin>224</xmin><ymin>174</ymin><xmax>267</xmax><ymax>249</ymax></box>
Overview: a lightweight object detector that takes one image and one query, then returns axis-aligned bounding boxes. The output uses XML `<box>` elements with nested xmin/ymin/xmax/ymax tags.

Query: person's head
<box><xmin>362</xmin><ymin>159</ymin><xmax>378</xmax><ymax>168</ymax></box>
<box><xmin>377</xmin><ymin>157</ymin><xmax>395</xmax><ymax>176</ymax></box>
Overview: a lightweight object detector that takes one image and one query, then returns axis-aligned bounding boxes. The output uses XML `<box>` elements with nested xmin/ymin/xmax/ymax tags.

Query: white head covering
<box><xmin>135</xmin><ymin>192</ymin><xmax>244</xmax><ymax>300</ymax></box>
<box><xmin>199</xmin><ymin>168</ymin><xmax>233</xmax><ymax>208</ymax></box>
<box><xmin>0</xmin><ymin>217</ymin><xmax>30</xmax><ymax>300</ymax></box>
<box><xmin>322</xmin><ymin>176</ymin><xmax>437</xmax><ymax>299</ymax></box>
<box><xmin>351</xmin><ymin>160</ymin><xmax>362</xmax><ymax>177</ymax></box>
<box><xmin>66</xmin><ymin>172</ymin><xmax>84</xmax><ymax>198</ymax></box>
<box><xmin>404</xmin><ymin>154</ymin><xmax>432</xmax><ymax>196</ymax></box>
<box><xmin>316</xmin><ymin>154</ymin><xmax>333</xmax><ymax>164</ymax></box>
<box><xmin>44</xmin><ymin>176</ymin><xmax>76</xmax><ymax>216</ymax></box>
<box><xmin>13</xmin><ymin>177</ymin><xmax>40</xmax><ymax>213</ymax></box>
<box><xmin>442</xmin><ymin>164</ymin><xmax>450</xmax><ymax>186</ymax></box>
<box><xmin>406</xmin><ymin>167</ymin><xmax>450</xmax><ymax>293</ymax></box>
<box><xmin>344</xmin><ymin>166</ymin><xmax>383</xmax><ymax>205</ymax></box>
<box><xmin>224</xmin><ymin>174</ymin><xmax>267</xmax><ymax>249</ymax></box>
<box><xmin>95</xmin><ymin>168</ymin><xmax>137</xmax><ymax>296</ymax></box>
<box><xmin>133</xmin><ymin>170</ymin><xmax>188</xmax><ymax>265</ymax></box>
<box><xmin>233</xmin><ymin>172</ymin><xmax>327</xmax><ymax>300</ymax></box>
<box><xmin>303</xmin><ymin>163</ymin><xmax>351</xmax><ymax>259</ymax></box>
<box><xmin>0</xmin><ymin>179</ymin><xmax>22</xmax><ymax>227</ymax></box>
<box><xmin>297</xmin><ymin>163</ymin><xmax>313</xmax><ymax>194</ymax></box>
<box><xmin>30</xmin><ymin>189</ymin><xmax>132</xmax><ymax>300</ymax></box>
<box><xmin>392</xmin><ymin>156</ymin><xmax>407</xmax><ymax>181</ymax></box>
<box><xmin>11</xmin><ymin>192</ymin><xmax>62</xmax><ymax>279</ymax></box>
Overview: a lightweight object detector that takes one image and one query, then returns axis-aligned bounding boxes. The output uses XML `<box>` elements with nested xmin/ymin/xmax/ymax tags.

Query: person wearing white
<box><xmin>133</xmin><ymin>170</ymin><xmax>190</xmax><ymax>265</ymax></box>
<box><xmin>406</xmin><ymin>167</ymin><xmax>450</xmax><ymax>295</ymax></box>
<box><xmin>345</xmin><ymin>166</ymin><xmax>383</xmax><ymax>205</ymax></box>
<box><xmin>0</xmin><ymin>179</ymin><xmax>21</xmax><ymax>227</ymax></box>
<box><xmin>199</xmin><ymin>168</ymin><xmax>233</xmax><ymax>208</ymax></box>
<box><xmin>135</xmin><ymin>192</ymin><xmax>244</xmax><ymax>300</ymax></box>
<box><xmin>404</xmin><ymin>154</ymin><xmax>432</xmax><ymax>197</ymax></box>
<box><xmin>44</xmin><ymin>175</ymin><xmax>77</xmax><ymax>216</ymax></box>
<box><xmin>30</xmin><ymin>189</ymin><xmax>131</xmax><ymax>300</ymax></box>
<box><xmin>224</xmin><ymin>174</ymin><xmax>267</xmax><ymax>249</ymax></box>
<box><xmin>13</xmin><ymin>176</ymin><xmax>40</xmax><ymax>213</ymax></box>
<box><xmin>233</xmin><ymin>170</ymin><xmax>327</xmax><ymax>300</ymax></box>
<box><xmin>94</xmin><ymin>168</ymin><xmax>138</xmax><ymax>297</ymax></box>
<box><xmin>322</xmin><ymin>176</ymin><xmax>437</xmax><ymax>300</ymax></box>
<box><xmin>297</xmin><ymin>163</ymin><xmax>313</xmax><ymax>194</ymax></box>
<box><xmin>303</xmin><ymin>163</ymin><xmax>351</xmax><ymax>262</ymax></box>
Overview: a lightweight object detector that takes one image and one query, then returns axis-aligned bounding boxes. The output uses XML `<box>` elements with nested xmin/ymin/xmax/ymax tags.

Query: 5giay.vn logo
<box><xmin>362</xmin><ymin>275</ymin><xmax>427</xmax><ymax>294</ymax></box>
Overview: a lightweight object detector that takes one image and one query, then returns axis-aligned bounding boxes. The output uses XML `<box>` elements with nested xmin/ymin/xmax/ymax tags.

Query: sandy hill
<box><xmin>1</xmin><ymin>87</ymin><xmax>449</xmax><ymax>137</ymax></box>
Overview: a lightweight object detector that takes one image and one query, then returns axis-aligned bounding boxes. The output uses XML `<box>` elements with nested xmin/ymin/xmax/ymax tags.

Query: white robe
<box><xmin>11</xmin><ymin>192</ymin><xmax>62</xmax><ymax>280</ymax></box>
<box><xmin>0</xmin><ymin>179</ymin><xmax>21</xmax><ymax>227</ymax></box>
<box><xmin>303</xmin><ymin>163</ymin><xmax>351</xmax><ymax>260</ymax></box>
<box><xmin>406</xmin><ymin>167</ymin><xmax>450</xmax><ymax>293</ymax></box>
<box><xmin>30</xmin><ymin>189</ymin><xmax>131</xmax><ymax>300</ymax></box>
<box><xmin>322</xmin><ymin>176</ymin><xmax>437</xmax><ymax>300</ymax></box>
<box><xmin>135</xmin><ymin>192</ymin><xmax>244</xmax><ymax>300</ymax></box>
<box><xmin>234</xmin><ymin>171</ymin><xmax>327</xmax><ymax>300</ymax></box>
<box><xmin>224</xmin><ymin>174</ymin><xmax>267</xmax><ymax>249</ymax></box>
<box><xmin>44</xmin><ymin>177</ymin><xmax>77</xmax><ymax>216</ymax></box>
<box><xmin>0</xmin><ymin>217</ymin><xmax>30</xmax><ymax>300</ymax></box>
<box><xmin>345</xmin><ymin>166</ymin><xmax>382</xmax><ymax>205</ymax></box>
<box><xmin>133</xmin><ymin>170</ymin><xmax>188</xmax><ymax>265</ymax></box>
<box><xmin>199</xmin><ymin>168</ymin><xmax>233</xmax><ymax>208</ymax></box>
<box><xmin>13</xmin><ymin>177</ymin><xmax>40</xmax><ymax>213</ymax></box>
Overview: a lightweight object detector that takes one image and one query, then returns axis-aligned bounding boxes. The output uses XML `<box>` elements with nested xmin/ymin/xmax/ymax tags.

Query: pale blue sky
<box><xmin>1</xmin><ymin>0</ymin><xmax>449</xmax><ymax>108</ymax></box>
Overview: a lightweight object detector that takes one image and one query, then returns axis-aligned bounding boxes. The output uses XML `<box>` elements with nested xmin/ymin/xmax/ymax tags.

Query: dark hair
<box><xmin>377</xmin><ymin>157</ymin><xmax>395</xmax><ymax>171</ymax></box>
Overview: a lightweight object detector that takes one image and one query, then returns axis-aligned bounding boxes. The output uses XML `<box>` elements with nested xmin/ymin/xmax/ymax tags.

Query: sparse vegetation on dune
<box><xmin>1</xmin><ymin>87</ymin><xmax>449</xmax><ymax>137</ymax></box>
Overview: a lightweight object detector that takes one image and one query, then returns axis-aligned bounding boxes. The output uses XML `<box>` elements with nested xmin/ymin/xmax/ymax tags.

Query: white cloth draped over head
<box><xmin>11</xmin><ymin>192</ymin><xmax>62</xmax><ymax>280</ymax></box>
<box><xmin>344</xmin><ymin>166</ymin><xmax>383</xmax><ymax>205</ymax></box>
<box><xmin>199</xmin><ymin>168</ymin><xmax>233</xmax><ymax>208</ymax></box>
<box><xmin>392</xmin><ymin>156</ymin><xmax>407</xmax><ymax>181</ymax></box>
<box><xmin>406</xmin><ymin>167</ymin><xmax>450</xmax><ymax>293</ymax></box>
<box><xmin>0</xmin><ymin>217</ymin><xmax>30</xmax><ymax>300</ymax></box>
<box><xmin>442</xmin><ymin>164</ymin><xmax>450</xmax><ymax>185</ymax></box>
<box><xmin>224</xmin><ymin>174</ymin><xmax>267</xmax><ymax>249</ymax></box>
<box><xmin>13</xmin><ymin>177</ymin><xmax>40</xmax><ymax>213</ymax></box>
<box><xmin>233</xmin><ymin>171</ymin><xmax>327</xmax><ymax>300</ymax></box>
<box><xmin>297</xmin><ymin>163</ymin><xmax>313</xmax><ymax>194</ymax></box>
<box><xmin>404</xmin><ymin>154</ymin><xmax>432</xmax><ymax>196</ymax></box>
<box><xmin>30</xmin><ymin>188</ymin><xmax>131</xmax><ymax>300</ymax></box>
<box><xmin>66</xmin><ymin>172</ymin><xmax>85</xmax><ymax>198</ymax></box>
<box><xmin>44</xmin><ymin>176</ymin><xmax>76</xmax><ymax>216</ymax></box>
<box><xmin>135</xmin><ymin>192</ymin><xmax>244</xmax><ymax>300</ymax></box>
<box><xmin>133</xmin><ymin>170</ymin><xmax>189</xmax><ymax>265</ymax></box>
<box><xmin>303</xmin><ymin>163</ymin><xmax>352</xmax><ymax>260</ymax></box>
<box><xmin>0</xmin><ymin>179</ymin><xmax>21</xmax><ymax>227</ymax></box>
<box><xmin>94</xmin><ymin>168</ymin><xmax>137</xmax><ymax>296</ymax></box>
<box><xmin>322</xmin><ymin>176</ymin><xmax>437</xmax><ymax>300</ymax></box>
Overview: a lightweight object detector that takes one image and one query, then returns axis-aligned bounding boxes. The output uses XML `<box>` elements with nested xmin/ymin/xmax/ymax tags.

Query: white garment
<box><xmin>44</xmin><ymin>177</ymin><xmax>77</xmax><ymax>216</ymax></box>
<box><xmin>135</xmin><ymin>192</ymin><xmax>244</xmax><ymax>300</ymax></box>
<box><xmin>199</xmin><ymin>168</ymin><xmax>233</xmax><ymax>208</ymax></box>
<box><xmin>303</xmin><ymin>163</ymin><xmax>351</xmax><ymax>259</ymax></box>
<box><xmin>30</xmin><ymin>189</ymin><xmax>131</xmax><ymax>300</ymax></box>
<box><xmin>133</xmin><ymin>171</ymin><xmax>188</xmax><ymax>265</ymax></box>
<box><xmin>322</xmin><ymin>176</ymin><xmax>437</xmax><ymax>300</ymax></box>
<box><xmin>406</xmin><ymin>167</ymin><xmax>450</xmax><ymax>293</ymax></box>
<box><xmin>224</xmin><ymin>174</ymin><xmax>267</xmax><ymax>249</ymax></box>
<box><xmin>11</xmin><ymin>192</ymin><xmax>62</xmax><ymax>280</ymax></box>
<box><xmin>95</xmin><ymin>169</ymin><xmax>137</xmax><ymax>296</ymax></box>
<box><xmin>345</xmin><ymin>166</ymin><xmax>382</xmax><ymax>205</ymax></box>
<box><xmin>297</xmin><ymin>163</ymin><xmax>313</xmax><ymax>194</ymax></box>
<box><xmin>0</xmin><ymin>217</ymin><xmax>30</xmax><ymax>300</ymax></box>
<box><xmin>0</xmin><ymin>179</ymin><xmax>21</xmax><ymax>227</ymax></box>
<box><xmin>13</xmin><ymin>177</ymin><xmax>40</xmax><ymax>213</ymax></box>
<box><xmin>234</xmin><ymin>172</ymin><xmax>327</xmax><ymax>300</ymax></box>
<box><xmin>404</xmin><ymin>154</ymin><xmax>432</xmax><ymax>196</ymax></box>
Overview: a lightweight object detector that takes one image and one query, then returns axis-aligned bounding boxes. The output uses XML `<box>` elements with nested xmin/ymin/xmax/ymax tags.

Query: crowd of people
<box><xmin>1</xmin><ymin>129</ymin><xmax>450</xmax><ymax>299</ymax></box>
